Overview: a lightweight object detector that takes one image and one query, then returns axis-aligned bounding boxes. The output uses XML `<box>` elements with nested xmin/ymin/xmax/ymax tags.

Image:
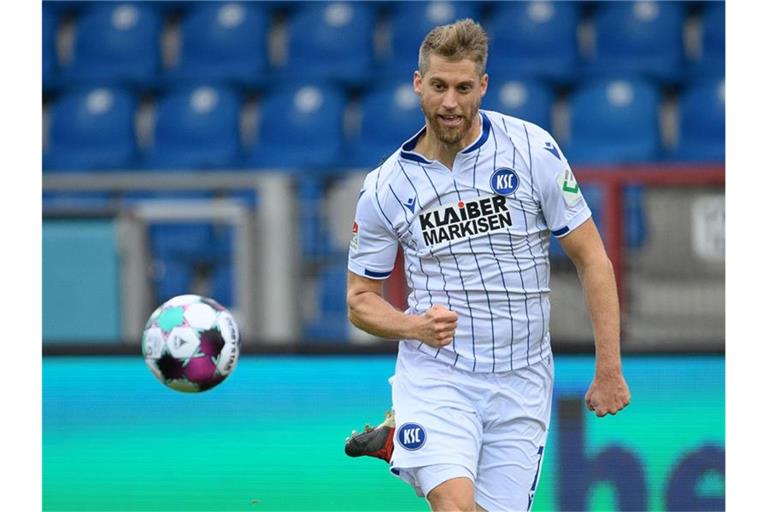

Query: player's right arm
<box><xmin>347</xmin><ymin>271</ymin><xmax>457</xmax><ymax>348</ymax></box>
<box><xmin>346</xmin><ymin>174</ymin><xmax>456</xmax><ymax>348</ymax></box>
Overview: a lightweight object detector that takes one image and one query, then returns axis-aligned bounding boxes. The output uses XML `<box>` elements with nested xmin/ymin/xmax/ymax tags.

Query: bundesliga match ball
<box><xmin>141</xmin><ymin>294</ymin><xmax>240</xmax><ymax>392</ymax></box>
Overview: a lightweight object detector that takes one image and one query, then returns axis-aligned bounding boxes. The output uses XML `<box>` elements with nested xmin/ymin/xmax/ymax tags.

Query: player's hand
<box><xmin>584</xmin><ymin>371</ymin><xmax>631</xmax><ymax>417</ymax></box>
<box><xmin>414</xmin><ymin>304</ymin><xmax>458</xmax><ymax>349</ymax></box>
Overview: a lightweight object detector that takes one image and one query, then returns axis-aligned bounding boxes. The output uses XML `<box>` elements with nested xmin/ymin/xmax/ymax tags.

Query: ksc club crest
<box><xmin>490</xmin><ymin>168</ymin><xmax>520</xmax><ymax>196</ymax></box>
<box><xmin>397</xmin><ymin>423</ymin><xmax>427</xmax><ymax>450</ymax></box>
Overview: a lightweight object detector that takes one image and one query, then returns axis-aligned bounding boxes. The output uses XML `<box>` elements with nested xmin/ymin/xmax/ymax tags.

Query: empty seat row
<box><xmin>43</xmin><ymin>77</ymin><xmax>725</xmax><ymax>172</ymax></box>
<box><xmin>43</xmin><ymin>1</ymin><xmax>725</xmax><ymax>91</ymax></box>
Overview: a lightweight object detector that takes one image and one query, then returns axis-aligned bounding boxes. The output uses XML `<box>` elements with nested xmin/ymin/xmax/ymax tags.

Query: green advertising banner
<box><xmin>43</xmin><ymin>355</ymin><xmax>724</xmax><ymax>511</ymax></box>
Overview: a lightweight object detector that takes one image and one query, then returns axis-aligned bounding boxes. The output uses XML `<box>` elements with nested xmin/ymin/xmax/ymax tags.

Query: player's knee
<box><xmin>426</xmin><ymin>477</ymin><xmax>476</xmax><ymax>512</ymax></box>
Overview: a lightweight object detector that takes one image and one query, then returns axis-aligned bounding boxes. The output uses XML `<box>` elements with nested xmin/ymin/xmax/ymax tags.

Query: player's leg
<box><xmin>424</xmin><ymin>475</ymin><xmax>475</xmax><ymax>512</ymax></box>
<box><xmin>389</xmin><ymin>343</ymin><xmax>483</xmax><ymax>503</ymax></box>
<box><xmin>473</xmin><ymin>359</ymin><xmax>554</xmax><ymax>511</ymax></box>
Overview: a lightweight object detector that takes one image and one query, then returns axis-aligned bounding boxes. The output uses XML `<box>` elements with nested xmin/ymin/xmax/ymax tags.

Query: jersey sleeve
<box><xmin>531</xmin><ymin>128</ymin><xmax>592</xmax><ymax>238</ymax></box>
<box><xmin>347</xmin><ymin>182</ymin><xmax>399</xmax><ymax>279</ymax></box>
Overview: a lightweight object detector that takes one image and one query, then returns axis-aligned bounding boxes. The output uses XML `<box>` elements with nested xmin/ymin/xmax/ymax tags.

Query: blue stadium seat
<box><xmin>485</xmin><ymin>1</ymin><xmax>580</xmax><ymax>84</ymax></box>
<box><xmin>210</xmin><ymin>263</ymin><xmax>234</xmax><ymax>308</ymax></box>
<box><xmin>143</xmin><ymin>85</ymin><xmax>243</xmax><ymax>170</ymax></box>
<box><xmin>118</xmin><ymin>191</ymin><xmax>218</xmax><ymax>262</ymax></box>
<box><xmin>565</xmin><ymin>78</ymin><xmax>662</xmax><ymax>165</ymax></box>
<box><xmin>243</xmin><ymin>83</ymin><xmax>346</xmax><ymax>171</ymax></box>
<box><xmin>279</xmin><ymin>2</ymin><xmax>376</xmax><ymax>86</ymax></box>
<box><xmin>42</xmin><ymin>192</ymin><xmax>114</xmax><ymax>210</ymax></box>
<box><xmin>690</xmin><ymin>2</ymin><xmax>724</xmax><ymax>78</ymax></box>
<box><xmin>589</xmin><ymin>1</ymin><xmax>686</xmax><ymax>83</ymax></box>
<box><xmin>44</xmin><ymin>87</ymin><xmax>139</xmax><ymax>171</ymax></box>
<box><xmin>167</xmin><ymin>2</ymin><xmax>270</xmax><ymax>87</ymax></box>
<box><xmin>381</xmin><ymin>1</ymin><xmax>480</xmax><ymax>79</ymax></box>
<box><xmin>43</xmin><ymin>5</ymin><xmax>59</xmax><ymax>91</ymax></box>
<box><xmin>482</xmin><ymin>77</ymin><xmax>554</xmax><ymax>131</ymax></box>
<box><xmin>153</xmin><ymin>257</ymin><xmax>194</xmax><ymax>305</ymax></box>
<box><xmin>349</xmin><ymin>80</ymin><xmax>424</xmax><ymax>168</ymax></box>
<box><xmin>303</xmin><ymin>264</ymin><xmax>349</xmax><ymax>341</ymax></box>
<box><xmin>669</xmin><ymin>79</ymin><xmax>725</xmax><ymax>162</ymax></box>
<box><xmin>62</xmin><ymin>2</ymin><xmax>163</xmax><ymax>87</ymax></box>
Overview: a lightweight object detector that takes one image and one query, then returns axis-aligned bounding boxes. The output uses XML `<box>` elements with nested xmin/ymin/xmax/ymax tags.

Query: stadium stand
<box><xmin>669</xmin><ymin>79</ymin><xmax>725</xmax><ymax>162</ymax></box>
<box><xmin>691</xmin><ymin>1</ymin><xmax>725</xmax><ymax>78</ymax></box>
<box><xmin>482</xmin><ymin>76</ymin><xmax>554</xmax><ymax>131</ymax></box>
<box><xmin>485</xmin><ymin>1</ymin><xmax>580</xmax><ymax>84</ymax></box>
<box><xmin>43</xmin><ymin>4</ymin><xmax>59</xmax><ymax>91</ymax></box>
<box><xmin>588</xmin><ymin>1</ymin><xmax>686</xmax><ymax>83</ymax></box>
<box><xmin>564</xmin><ymin>78</ymin><xmax>662</xmax><ymax>165</ymax></box>
<box><xmin>278</xmin><ymin>1</ymin><xmax>377</xmax><ymax>87</ymax></box>
<box><xmin>41</xmin><ymin>0</ymin><xmax>724</xmax><ymax>346</ymax></box>
<box><xmin>348</xmin><ymin>80</ymin><xmax>424</xmax><ymax>168</ymax></box>
<box><xmin>142</xmin><ymin>85</ymin><xmax>243</xmax><ymax>170</ymax></box>
<box><xmin>59</xmin><ymin>2</ymin><xmax>164</xmax><ymax>88</ymax></box>
<box><xmin>243</xmin><ymin>83</ymin><xmax>346</xmax><ymax>170</ymax></box>
<box><xmin>44</xmin><ymin>86</ymin><xmax>139</xmax><ymax>171</ymax></box>
<box><xmin>166</xmin><ymin>2</ymin><xmax>270</xmax><ymax>88</ymax></box>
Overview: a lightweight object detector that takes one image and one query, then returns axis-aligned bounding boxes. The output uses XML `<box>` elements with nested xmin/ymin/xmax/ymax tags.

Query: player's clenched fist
<box><xmin>414</xmin><ymin>304</ymin><xmax>458</xmax><ymax>348</ymax></box>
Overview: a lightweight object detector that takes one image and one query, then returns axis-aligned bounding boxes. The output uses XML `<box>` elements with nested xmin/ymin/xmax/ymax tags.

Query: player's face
<box><xmin>414</xmin><ymin>55</ymin><xmax>488</xmax><ymax>147</ymax></box>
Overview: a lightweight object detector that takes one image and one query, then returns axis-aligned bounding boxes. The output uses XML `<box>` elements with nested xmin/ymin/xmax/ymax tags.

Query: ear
<box><xmin>413</xmin><ymin>71</ymin><xmax>423</xmax><ymax>96</ymax></box>
<box><xmin>480</xmin><ymin>73</ymin><xmax>489</xmax><ymax>97</ymax></box>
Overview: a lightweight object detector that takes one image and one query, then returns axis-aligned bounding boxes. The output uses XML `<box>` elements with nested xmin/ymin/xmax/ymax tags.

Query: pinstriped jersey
<box><xmin>348</xmin><ymin>110</ymin><xmax>591</xmax><ymax>372</ymax></box>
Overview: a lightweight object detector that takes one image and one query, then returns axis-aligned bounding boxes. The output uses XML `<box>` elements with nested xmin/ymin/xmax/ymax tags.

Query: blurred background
<box><xmin>42</xmin><ymin>1</ymin><xmax>725</xmax><ymax>511</ymax></box>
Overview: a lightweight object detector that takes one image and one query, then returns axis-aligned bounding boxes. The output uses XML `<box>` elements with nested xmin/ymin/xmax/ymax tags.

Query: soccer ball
<box><xmin>142</xmin><ymin>294</ymin><xmax>240</xmax><ymax>392</ymax></box>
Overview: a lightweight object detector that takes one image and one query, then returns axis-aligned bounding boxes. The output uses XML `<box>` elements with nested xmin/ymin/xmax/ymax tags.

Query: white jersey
<box><xmin>348</xmin><ymin>110</ymin><xmax>591</xmax><ymax>372</ymax></box>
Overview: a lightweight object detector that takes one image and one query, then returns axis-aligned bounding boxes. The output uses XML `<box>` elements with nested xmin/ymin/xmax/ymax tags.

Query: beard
<box><xmin>422</xmin><ymin>98</ymin><xmax>481</xmax><ymax>147</ymax></box>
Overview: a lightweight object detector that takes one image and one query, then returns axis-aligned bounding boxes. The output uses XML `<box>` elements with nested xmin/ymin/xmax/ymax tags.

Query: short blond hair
<box><xmin>418</xmin><ymin>18</ymin><xmax>488</xmax><ymax>76</ymax></box>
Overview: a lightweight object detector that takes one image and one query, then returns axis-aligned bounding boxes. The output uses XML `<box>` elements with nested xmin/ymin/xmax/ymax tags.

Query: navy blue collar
<box><xmin>400</xmin><ymin>112</ymin><xmax>491</xmax><ymax>164</ymax></box>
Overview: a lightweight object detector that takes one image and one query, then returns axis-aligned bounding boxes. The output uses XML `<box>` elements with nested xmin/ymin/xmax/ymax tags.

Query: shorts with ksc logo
<box><xmin>389</xmin><ymin>341</ymin><xmax>554</xmax><ymax>511</ymax></box>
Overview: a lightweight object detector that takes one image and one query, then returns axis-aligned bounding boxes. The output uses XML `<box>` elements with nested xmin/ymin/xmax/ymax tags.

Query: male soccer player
<box><xmin>345</xmin><ymin>19</ymin><xmax>630</xmax><ymax>511</ymax></box>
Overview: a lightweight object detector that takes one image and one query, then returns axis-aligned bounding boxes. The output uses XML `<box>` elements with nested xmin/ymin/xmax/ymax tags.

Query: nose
<box><xmin>442</xmin><ymin>88</ymin><xmax>459</xmax><ymax>110</ymax></box>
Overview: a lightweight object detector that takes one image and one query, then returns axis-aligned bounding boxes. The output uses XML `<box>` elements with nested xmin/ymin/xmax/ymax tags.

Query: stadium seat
<box><xmin>143</xmin><ymin>85</ymin><xmax>243</xmax><ymax>170</ymax></box>
<box><xmin>690</xmin><ymin>1</ymin><xmax>724</xmax><ymax>78</ymax></box>
<box><xmin>119</xmin><ymin>191</ymin><xmax>219</xmax><ymax>262</ymax></box>
<box><xmin>303</xmin><ymin>263</ymin><xmax>349</xmax><ymax>341</ymax></box>
<box><xmin>210</xmin><ymin>262</ymin><xmax>234</xmax><ymax>308</ymax></box>
<box><xmin>485</xmin><ymin>1</ymin><xmax>580</xmax><ymax>84</ymax></box>
<box><xmin>279</xmin><ymin>2</ymin><xmax>376</xmax><ymax>86</ymax></box>
<box><xmin>589</xmin><ymin>1</ymin><xmax>686</xmax><ymax>83</ymax></box>
<box><xmin>167</xmin><ymin>2</ymin><xmax>270</xmax><ymax>87</ymax></box>
<box><xmin>42</xmin><ymin>192</ymin><xmax>114</xmax><ymax>210</ymax></box>
<box><xmin>61</xmin><ymin>2</ymin><xmax>163</xmax><ymax>87</ymax></box>
<box><xmin>482</xmin><ymin>77</ymin><xmax>554</xmax><ymax>131</ymax></box>
<box><xmin>564</xmin><ymin>78</ymin><xmax>662</xmax><ymax>165</ymax></box>
<box><xmin>669</xmin><ymin>79</ymin><xmax>725</xmax><ymax>162</ymax></box>
<box><xmin>43</xmin><ymin>5</ymin><xmax>59</xmax><ymax>91</ymax></box>
<box><xmin>44</xmin><ymin>87</ymin><xmax>139</xmax><ymax>171</ymax></box>
<box><xmin>243</xmin><ymin>83</ymin><xmax>346</xmax><ymax>171</ymax></box>
<box><xmin>349</xmin><ymin>80</ymin><xmax>424</xmax><ymax>168</ymax></box>
<box><xmin>381</xmin><ymin>1</ymin><xmax>480</xmax><ymax>79</ymax></box>
<box><xmin>153</xmin><ymin>257</ymin><xmax>194</xmax><ymax>305</ymax></box>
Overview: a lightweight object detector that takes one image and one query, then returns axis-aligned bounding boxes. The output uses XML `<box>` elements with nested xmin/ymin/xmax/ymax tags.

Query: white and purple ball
<box><xmin>141</xmin><ymin>294</ymin><xmax>240</xmax><ymax>392</ymax></box>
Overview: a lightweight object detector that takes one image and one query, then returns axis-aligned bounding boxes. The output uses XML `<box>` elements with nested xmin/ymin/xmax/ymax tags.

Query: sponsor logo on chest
<box><xmin>418</xmin><ymin>195</ymin><xmax>512</xmax><ymax>247</ymax></box>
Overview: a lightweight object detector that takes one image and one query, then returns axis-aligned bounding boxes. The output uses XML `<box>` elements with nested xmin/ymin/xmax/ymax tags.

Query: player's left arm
<box><xmin>559</xmin><ymin>219</ymin><xmax>631</xmax><ymax>417</ymax></box>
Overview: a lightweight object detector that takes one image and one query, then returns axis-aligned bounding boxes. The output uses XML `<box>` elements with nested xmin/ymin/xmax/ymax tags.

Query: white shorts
<box><xmin>389</xmin><ymin>342</ymin><xmax>554</xmax><ymax>511</ymax></box>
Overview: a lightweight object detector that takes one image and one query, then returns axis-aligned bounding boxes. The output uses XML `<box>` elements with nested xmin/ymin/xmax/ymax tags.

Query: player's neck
<box><xmin>416</xmin><ymin>114</ymin><xmax>482</xmax><ymax>170</ymax></box>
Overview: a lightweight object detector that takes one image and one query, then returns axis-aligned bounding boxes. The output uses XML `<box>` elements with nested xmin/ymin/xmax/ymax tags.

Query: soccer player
<box><xmin>345</xmin><ymin>19</ymin><xmax>630</xmax><ymax>512</ymax></box>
